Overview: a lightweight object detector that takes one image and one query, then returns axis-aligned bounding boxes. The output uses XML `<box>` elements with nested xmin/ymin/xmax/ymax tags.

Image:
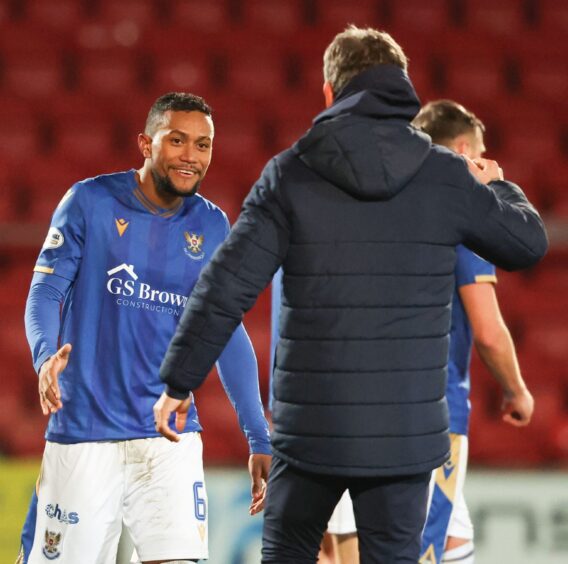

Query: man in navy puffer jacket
<box><xmin>154</xmin><ymin>26</ymin><xmax>548</xmax><ymax>563</ymax></box>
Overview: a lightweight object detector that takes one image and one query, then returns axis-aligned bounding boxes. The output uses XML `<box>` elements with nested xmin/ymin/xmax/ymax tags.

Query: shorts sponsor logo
<box><xmin>42</xmin><ymin>530</ymin><xmax>62</xmax><ymax>560</ymax></box>
<box><xmin>42</xmin><ymin>227</ymin><xmax>64</xmax><ymax>250</ymax></box>
<box><xmin>45</xmin><ymin>503</ymin><xmax>80</xmax><ymax>525</ymax></box>
<box><xmin>184</xmin><ymin>232</ymin><xmax>205</xmax><ymax>260</ymax></box>
<box><xmin>106</xmin><ymin>263</ymin><xmax>188</xmax><ymax>317</ymax></box>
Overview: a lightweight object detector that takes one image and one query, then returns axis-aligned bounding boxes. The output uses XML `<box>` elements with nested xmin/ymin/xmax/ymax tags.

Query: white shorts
<box><xmin>27</xmin><ymin>433</ymin><xmax>208</xmax><ymax>563</ymax></box>
<box><xmin>327</xmin><ymin>490</ymin><xmax>356</xmax><ymax>535</ymax></box>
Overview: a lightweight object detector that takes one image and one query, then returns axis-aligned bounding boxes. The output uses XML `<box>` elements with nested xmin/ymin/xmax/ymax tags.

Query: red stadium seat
<box><xmin>243</xmin><ymin>0</ymin><xmax>307</xmax><ymax>33</ymax></box>
<box><xmin>540</xmin><ymin>158</ymin><xmax>568</xmax><ymax>213</ymax></box>
<box><xmin>550</xmin><ymin>416</ymin><xmax>568</xmax><ymax>464</ymax></box>
<box><xmin>95</xmin><ymin>0</ymin><xmax>159</xmax><ymax>28</ymax></box>
<box><xmin>2</xmin><ymin>51</ymin><xmax>66</xmax><ymax>98</ymax></box>
<box><xmin>152</xmin><ymin>55</ymin><xmax>213</xmax><ymax>97</ymax></box>
<box><xmin>21</xmin><ymin>157</ymin><xmax>89</xmax><ymax>223</ymax></box>
<box><xmin>0</xmin><ymin>109</ymin><xmax>41</xmax><ymax>161</ymax></box>
<box><xmin>469</xmin><ymin>416</ymin><xmax>547</xmax><ymax>467</ymax></box>
<box><xmin>315</xmin><ymin>0</ymin><xmax>385</xmax><ymax>30</ymax></box>
<box><xmin>517</xmin><ymin>41</ymin><xmax>568</xmax><ymax>103</ymax></box>
<box><xmin>76</xmin><ymin>48</ymin><xmax>143</xmax><ymax>97</ymax></box>
<box><xmin>500</xmin><ymin>118</ymin><xmax>561</xmax><ymax>163</ymax></box>
<box><xmin>441</xmin><ymin>51</ymin><xmax>510</xmax><ymax>106</ymax></box>
<box><xmin>169</xmin><ymin>0</ymin><xmax>233</xmax><ymax>32</ymax></box>
<box><xmin>268</xmin><ymin>99</ymin><xmax>322</xmax><ymax>153</ymax></box>
<box><xmin>50</xmin><ymin>108</ymin><xmax>120</xmax><ymax>169</ymax></box>
<box><xmin>25</xmin><ymin>0</ymin><xmax>84</xmax><ymax>32</ymax></box>
<box><xmin>464</xmin><ymin>0</ymin><xmax>529</xmax><ymax>35</ymax></box>
<box><xmin>538</xmin><ymin>0</ymin><xmax>568</xmax><ymax>32</ymax></box>
<box><xmin>223</xmin><ymin>36</ymin><xmax>292</xmax><ymax>101</ymax></box>
<box><xmin>389</xmin><ymin>0</ymin><xmax>453</xmax><ymax>34</ymax></box>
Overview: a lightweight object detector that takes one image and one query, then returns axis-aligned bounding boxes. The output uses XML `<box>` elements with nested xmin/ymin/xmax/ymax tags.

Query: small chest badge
<box><xmin>184</xmin><ymin>232</ymin><xmax>205</xmax><ymax>260</ymax></box>
<box><xmin>42</xmin><ymin>529</ymin><xmax>62</xmax><ymax>560</ymax></box>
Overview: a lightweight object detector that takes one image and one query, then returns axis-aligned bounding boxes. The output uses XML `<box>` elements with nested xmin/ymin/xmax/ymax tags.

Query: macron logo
<box><xmin>107</xmin><ymin>264</ymin><xmax>138</xmax><ymax>280</ymax></box>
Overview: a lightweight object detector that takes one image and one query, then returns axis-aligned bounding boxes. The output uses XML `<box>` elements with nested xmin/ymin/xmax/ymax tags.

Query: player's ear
<box><xmin>138</xmin><ymin>133</ymin><xmax>152</xmax><ymax>159</ymax></box>
<box><xmin>451</xmin><ymin>134</ymin><xmax>470</xmax><ymax>157</ymax></box>
<box><xmin>323</xmin><ymin>82</ymin><xmax>335</xmax><ymax>108</ymax></box>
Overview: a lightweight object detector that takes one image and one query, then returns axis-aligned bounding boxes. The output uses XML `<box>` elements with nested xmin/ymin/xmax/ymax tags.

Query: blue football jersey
<box><xmin>447</xmin><ymin>244</ymin><xmax>496</xmax><ymax>434</ymax></box>
<box><xmin>31</xmin><ymin>170</ymin><xmax>231</xmax><ymax>443</ymax></box>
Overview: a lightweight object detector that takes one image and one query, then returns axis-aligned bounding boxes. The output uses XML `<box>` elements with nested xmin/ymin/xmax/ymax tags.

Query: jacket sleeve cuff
<box><xmin>165</xmin><ymin>384</ymin><xmax>191</xmax><ymax>400</ymax></box>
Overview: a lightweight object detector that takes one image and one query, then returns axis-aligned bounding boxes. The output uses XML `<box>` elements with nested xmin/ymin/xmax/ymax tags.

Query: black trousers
<box><xmin>262</xmin><ymin>455</ymin><xmax>430</xmax><ymax>564</ymax></box>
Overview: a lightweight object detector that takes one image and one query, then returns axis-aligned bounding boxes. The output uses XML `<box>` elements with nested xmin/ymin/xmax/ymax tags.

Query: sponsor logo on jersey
<box><xmin>197</xmin><ymin>523</ymin><xmax>207</xmax><ymax>542</ymax></box>
<box><xmin>115</xmin><ymin>218</ymin><xmax>130</xmax><ymax>237</ymax></box>
<box><xmin>42</xmin><ymin>530</ymin><xmax>62</xmax><ymax>560</ymax></box>
<box><xmin>184</xmin><ymin>232</ymin><xmax>205</xmax><ymax>260</ymax></box>
<box><xmin>42</xmin><ymin>227</ymin><xmax>64</xmax><ymax>250</ymax></box>
<box><xmin>106</xmin><ymin>263</ymin><xmax>188</xmax><ymax>316</ymax></box>
<box><xmin>45</xmin><ymin>503</ymin><xmax>80</xmax><ymax>525</ymax></box>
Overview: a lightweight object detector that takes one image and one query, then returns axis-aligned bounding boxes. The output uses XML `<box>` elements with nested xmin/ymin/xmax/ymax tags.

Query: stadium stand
<box><xmin>0</xmin><ymin>0</ymin><xmax>565</xmax><ymax>468</ymax></box>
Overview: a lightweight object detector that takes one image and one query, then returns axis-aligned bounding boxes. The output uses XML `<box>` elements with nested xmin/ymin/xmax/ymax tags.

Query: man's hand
<box><xmin>153</xmin><ymin>391</ymin><xmax>192</xmax><ymax>442</ymax></box>
<box><xmin>248</xmin><ymin>453</ymin><xmax>272</xmax><ymax>516</ymax></box>
<box><xmin>502</xmin><ymin>388</ymin><xmax>534</xmax><ymax>427</ymax></box>
<box><xmin>464</xmin><ymin>156</ymin><xmax>504</xmax><ymax>184</ymax></box>
<box><xmin>38</xmin><ymin>343</ymin><xmax>72</xmax><ymax>415</ymax></box>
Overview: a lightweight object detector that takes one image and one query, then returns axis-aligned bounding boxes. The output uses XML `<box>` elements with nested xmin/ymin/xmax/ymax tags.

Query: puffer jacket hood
<box><xmin>295</xmin><ymin>64</ymin><xmax>432</xmax><ymax>201</ymax></box>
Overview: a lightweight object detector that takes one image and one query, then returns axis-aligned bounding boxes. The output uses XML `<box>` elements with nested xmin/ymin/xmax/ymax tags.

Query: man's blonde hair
<box><xmin>323</xmin><ymin>25</ymin><xmax>408</xmax><ymax>96</ymax></box>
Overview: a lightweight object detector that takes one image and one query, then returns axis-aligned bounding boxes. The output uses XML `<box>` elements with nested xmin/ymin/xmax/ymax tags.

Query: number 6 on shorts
<box><xmin>193</xmin><ymin>482</ymin><xmax>207</xmax><ymax>521</ymax></box>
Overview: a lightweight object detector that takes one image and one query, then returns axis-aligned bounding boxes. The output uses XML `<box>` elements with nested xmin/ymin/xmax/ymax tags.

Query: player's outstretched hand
<box><xmin>248</xmin><ymin>453</ymin><xmax>272</xmax><ymax>516</ymax></box>
<box><xmin>464</xmin><ymin>156</ymin><xmax>504</xmax><ymax>184</ymax></box>
<box><xmin>502</xmin><ymin>387</ymin><xmax>534</xmax><ymax>427</ymax></box>
<box><xmin>153</xmin><ymin>391</ymin><xmax>192</xmax><ymax>442</ymax></box>
<box><xmin>38</xmin><ymin>343</ymin><xmax>71</xmax><ymax>415</ymax></box>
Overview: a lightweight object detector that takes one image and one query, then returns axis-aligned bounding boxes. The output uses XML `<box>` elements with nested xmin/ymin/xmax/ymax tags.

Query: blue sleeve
<box><xmin>455</xmin><ymin>245</ymin><xmax>497</xmax><ymax>288</ymax></box>
<box><xmin>25</xmin><ymin>272</ymin><xmax>73</xmax><ymax>374</ymax></box>
<box><xmin>215</xmin><ymin>324</ymin><xmax>271</xmax><ymax>455</ymax></box>
<box><xmin>25</xmin><ymin>186</ymin><xmax>84</xmax><ymax>374</ymax></box>
<box><xmin>269</xmin><ymin>268</ymin><xmax>283</xmax><ymax>412</ymax></box>
<box><xmin>33</xmin><ymin>184</ymin><xmax>86</xmax><ymax>281</ymax></box>
<box><xmin>206</xmin><ymin>209</ymin><xmax>271</xmax><ymax>454</ymax></box>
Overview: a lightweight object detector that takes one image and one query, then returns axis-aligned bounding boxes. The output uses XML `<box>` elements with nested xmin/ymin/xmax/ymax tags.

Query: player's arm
<box><xmin>25</xmin><ymin>184</ymin><xmax>85</xmax><ymax>414</ymax></box>
<box><xmin>216</xmin><ymin>324</ymin><xmax>271</xmax><ymax>514</ymax></box>
<box><xmin>459</xmin><ymin>282</ymin><xmax>534</xmax><ymax>426</ymax></box>
<box><xmin>25</xmin><ymin>274</ymin><xmax>73</xmax><ymax>414</ymax></box>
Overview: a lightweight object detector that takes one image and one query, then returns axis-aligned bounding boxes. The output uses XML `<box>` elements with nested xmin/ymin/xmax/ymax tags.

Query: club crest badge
<box><xmin>184</xmin><ymin>232</ymin><xmax>205</xmax><ymax>260</ymax></box>
<box><xmin>42</xmin><ymin>530</ymin><xmax>62</xmax><ymax>560</ymax></box>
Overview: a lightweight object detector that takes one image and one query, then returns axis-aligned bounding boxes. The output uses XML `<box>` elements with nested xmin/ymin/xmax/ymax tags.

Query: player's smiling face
<box><xmin>149</xmin><ymin>110</ymin><xmax>214</xmax><ymax>198</ymax></box>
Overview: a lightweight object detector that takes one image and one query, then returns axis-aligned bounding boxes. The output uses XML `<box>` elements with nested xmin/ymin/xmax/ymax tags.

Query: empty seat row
<box><xmin>4</xmin><ymin>0</ymin><xmax>568</xmax><ymax>36</ymax></box>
